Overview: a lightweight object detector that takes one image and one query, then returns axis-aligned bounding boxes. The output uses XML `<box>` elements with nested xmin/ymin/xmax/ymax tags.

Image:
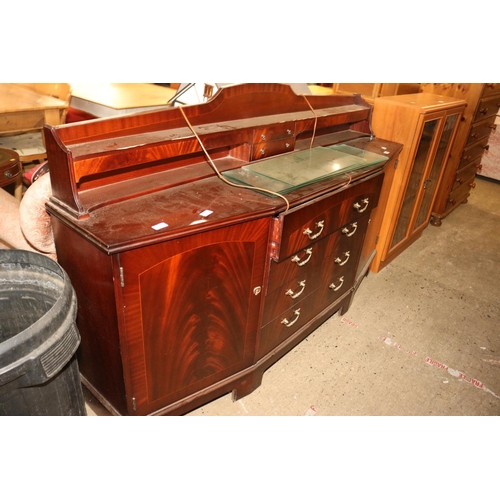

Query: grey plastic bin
<box><xmin>0</xmin><ymin>250</ymin><xmax>86</xmax><ymax>416</ymax></box>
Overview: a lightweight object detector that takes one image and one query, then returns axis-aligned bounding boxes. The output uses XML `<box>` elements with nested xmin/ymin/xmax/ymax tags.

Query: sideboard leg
<box><xmin>337</xmin><ymin>292</ymin><xmax>355</xmax><ymax>316</ymax></box>
<box><xmin>231</xmin><ymin>371</ymin><xmax>263</xmax><ymax>401</ymax></box>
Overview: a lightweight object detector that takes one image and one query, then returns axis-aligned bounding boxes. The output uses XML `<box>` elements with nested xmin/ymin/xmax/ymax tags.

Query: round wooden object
<box><xmin>0</xmin><ymin>148</ymin><xmax>21</xmax><ymax>189</ymax></box>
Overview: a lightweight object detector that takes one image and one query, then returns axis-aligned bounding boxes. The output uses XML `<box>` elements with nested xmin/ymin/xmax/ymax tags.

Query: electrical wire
<box><xmin>179</xmin><ymin>93</ymin><xmax>354</xmax><ymax>212</ymax></box>
<box><xmin>178</xmin><ymin>106</ymin><xmax>291</xmax><ymax>212</ymax></box>
<box><xmin>301</xmin><ymin>93</ymin><xmax>353</xmax><ymax>189</ymax></box>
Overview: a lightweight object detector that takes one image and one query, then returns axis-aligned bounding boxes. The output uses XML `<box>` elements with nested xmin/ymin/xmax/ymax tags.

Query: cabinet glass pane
<box><xmin>414</xmin><ymin>113</ymin><xmax>458</xmax><ymax>229</ymax></box>
<box><xmin>390</xmin><ymin>118</ymin><xmax>439</xmax><ymax>249</ymax></box>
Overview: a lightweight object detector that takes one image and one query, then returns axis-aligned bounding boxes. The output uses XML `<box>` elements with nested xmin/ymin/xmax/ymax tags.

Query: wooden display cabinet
<box><xmin>331</xmin><ymin>83</ymin><xmax>421</xmax><ymax>103</ymax></box>
<box><xmin>419</xmin><ymin>84</ymin><xmax>500</xmax><ymax>224</ymax></box>
<box><xmin>43</xmin><ymin>83</ymin><xmax>401</xmax><ymax>415</ymax></box>
<box><xmin>369</xmin><ymin>93</ymin><xmax>466</xmax><ymax>273</ymax></box>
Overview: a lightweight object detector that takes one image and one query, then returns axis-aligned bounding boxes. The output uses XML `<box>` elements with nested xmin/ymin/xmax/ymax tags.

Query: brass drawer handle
<box><xmin>341</xmin><ymin>222</ymin><xmax>358</xmax><ymax>237</ymax></box>
<box><xmin>285</xmin><ymin>280</ymin><xmax>306</xmax><ymax>299</ymax></box>
<box><xmin>329</xmin><ymin>276</ymin><xmax>345</xmax><ymax>292</ymax></box>
<box><xmin>353</xmin><ymin>198</ymin><xmax>369</xmax><ymax>213</ymax></box>
<box><xmin>291</xmin><ymin>247</ymin><xmax>313</xmax><ymax>267</ymax></box>
<box><xmin>281</xmin><ymin>308</ymin><xmax>301</xmax><ymax>328</ymax></box>
<box><xmin>334</xmin><ymin>251</ymin><xmax>350</xmax><ymax>266</ymax></box>
<box><xmin>470</xmin><ymin>182</ymin><xmax>476</xmax><ymax>189</ymax></box>
<box><xmin>303</xmin><ymin>220</ymin><xmax>325</xmax><ymax>240</ymax></box>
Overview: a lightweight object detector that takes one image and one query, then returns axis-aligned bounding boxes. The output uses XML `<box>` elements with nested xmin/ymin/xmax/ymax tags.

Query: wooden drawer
<box><xmin>481</xmin><ymin>83</ymin><xmax>500</xmax><ymax>98</ymax></box>
<box><xmin>459</xmin><ymin>136</ymin><xmax>490</xmax><ymax>169</ymax></box>
<box><xmin>466</xmin><ymin>115</ymin><xmax>497</xmax><ymax>147</ymax></box>
<box><xmin>258</xmin><ymin>287</ymin><xmax>330</xmax><ymax>357</ymax></box>
<box><xmin>273</xmin><ymin>173</ymin><xmax>383</xmax><ymax>261</ymax></box>
<box><xmin>473</xmin><ymin>95</ymin><xmax>500</xmax><ymax>123</ymax></box>
<box><xmin>252</xmin><ymin>137</ymin><xmax>295</xmax><ymax>160</ymax></box>
<box><xmin>453</xmin><ymin>159</ymin><xmax>482</xmax><ymax>191</ymax></box>
<box><xmin>253</xmin><ymin>123</ymin><xmax>295</xmax><ymax>142</ymax></box>
<box><xmin>446</xmin><ymin>174</ymin><xmax>476</xmax><ymax>211</ymax></box>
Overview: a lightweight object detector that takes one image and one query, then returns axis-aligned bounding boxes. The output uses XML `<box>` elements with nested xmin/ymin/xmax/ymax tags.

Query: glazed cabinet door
<box><xmin>413</xmin><ymin>112</ymin><xmax>460</xmax><ymax>231</ymax></box>
<box><xmin>390</xmin><ymin>116</ymin><xmax>440</xmax><ymax>249</ymax></box>
<box><xmin>116</xmin><ymin>218</ymin><xmax>270</xmax><ymax>415</ymax></box>
<box><xmin>390</xmin><ymin>110</ymin><xmax>460</xmax><ymax>251</ymax></box>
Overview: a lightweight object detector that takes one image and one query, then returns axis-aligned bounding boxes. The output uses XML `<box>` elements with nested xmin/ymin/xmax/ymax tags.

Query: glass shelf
<box><xmin>223</xmin><ymin>144</ymin><xmax>388</xmax><ymax>196</ymax></box>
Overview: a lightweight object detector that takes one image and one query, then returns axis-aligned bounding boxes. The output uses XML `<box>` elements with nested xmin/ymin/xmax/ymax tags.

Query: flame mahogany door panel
<box><xmin>117</xmin><ymin>218</ymin><xmax>270</xmax><ymax>415</ymax></box>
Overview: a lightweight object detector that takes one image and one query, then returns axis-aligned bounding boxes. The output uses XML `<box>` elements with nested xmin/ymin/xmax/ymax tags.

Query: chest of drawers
<box><xmin>419</xmin><ymin>84</ymin><xmax>500</xmax><ymax>225</ymax></box>
<box><xmin>43</xmin><ymin>84</ymin><xmax>401</xmax><ymax>415</ymax></box>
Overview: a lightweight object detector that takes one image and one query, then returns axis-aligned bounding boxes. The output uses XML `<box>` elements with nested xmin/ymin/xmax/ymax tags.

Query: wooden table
<box><xmin>70</xmin><ymin>83</ymin><xmax>177</xmax><ymax>118</ymax></box>
<box><xmin>0</xmin><ymin>84</ymin><xmax>68</xmax><ymax>134</ymax></box>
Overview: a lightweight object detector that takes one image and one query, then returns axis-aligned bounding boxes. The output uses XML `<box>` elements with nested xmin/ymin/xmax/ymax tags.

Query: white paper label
<box><xmin>152</xmin><ymin>222</ymin><xmax>168</xmax><ymax>230</ymax></box>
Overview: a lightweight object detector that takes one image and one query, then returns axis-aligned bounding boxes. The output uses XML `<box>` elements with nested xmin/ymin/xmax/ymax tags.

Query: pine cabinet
<box><xmin>331</xmin><ymin>83</ymin><xmax>421</xmax><ymax>103</ymax></box>
<box><xmin>369</xmin><ymin>93</ymin><xmax>466</xmax><ymax>272</ymax></box>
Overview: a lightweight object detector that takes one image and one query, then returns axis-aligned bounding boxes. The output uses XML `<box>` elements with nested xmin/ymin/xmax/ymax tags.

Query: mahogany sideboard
<box><xmin>43</xmin><ymin>83</ymin><xmax>401</xmax><ymax>415</ymax></box>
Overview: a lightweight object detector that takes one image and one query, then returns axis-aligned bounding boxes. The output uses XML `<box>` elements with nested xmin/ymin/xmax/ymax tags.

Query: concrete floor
<box><xmin>85</xmin><ymin>176</ymin><xmax>500</xmax><ymax>416</ymax></box>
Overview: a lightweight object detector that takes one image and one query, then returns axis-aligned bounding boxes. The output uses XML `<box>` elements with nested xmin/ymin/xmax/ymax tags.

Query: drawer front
<box><xmin>466</xmin><ymin>115</ymin><xmax>497</xmax><ymax>147</ymax></box>
<box><xmin>262</xmin><ymin>274</ymin><xmax>317</xmax><ymax>327</ymax></box>
<box><xmin>446</xmin><ymin>174</ymin><xmax>476</xmax><ymax>211</ymax></box>
<box><xmin>275</xmin><ymin>173</ymin><xmax>383</xmax><ymax>261</ymax></box>
<box><xmin>252</xmin><ymin>137</ymin><xmax>296</xmax><ymax>160</ymax></box>
<box><xmin>473</xmin><ymin>95</ymin><xmax>500</xmax><ymax>123</ymax></box>
<box><xmin>254</xmin><ymin>123</ymin><xmax>295</xmax><ymax>142</ymax></box>
<box><xmin>481</xmin><ymin>83</ymin><xmax>500</xmax><ymax>98</ymax></box>
<box><xmin>453</xmin><ymin>158</ymin><xmax>482</xmax><ymax>191</ymax></box>
<box><xmin>459</xmin><ymin>136</ymin><xmax>490</xmax><ymax>169</ymax></box>
<box><xmin>258</xmin><ymin>288</ymin><xmax>331</xmax><ymax>357</ymax></box>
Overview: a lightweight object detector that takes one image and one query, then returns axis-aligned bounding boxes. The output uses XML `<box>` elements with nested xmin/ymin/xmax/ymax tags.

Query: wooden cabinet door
<box><xmin>389</xmin><ymin>110</ymin><xmax>461</xmax><ymax>252</ymax></box>
<box><xmin>390</xmin><ymin>115</ymin><xmax>441</xmax><ymax>250</ymax></box>
<box><xmin>117</xmin><ymin>218</ymin><xmax>270</xmax><ymax>415</ymax></box>
<box><xmin>413</xmin><ymin>112</ymin><xmax>460</xmax><ymax>232</ymax></box>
